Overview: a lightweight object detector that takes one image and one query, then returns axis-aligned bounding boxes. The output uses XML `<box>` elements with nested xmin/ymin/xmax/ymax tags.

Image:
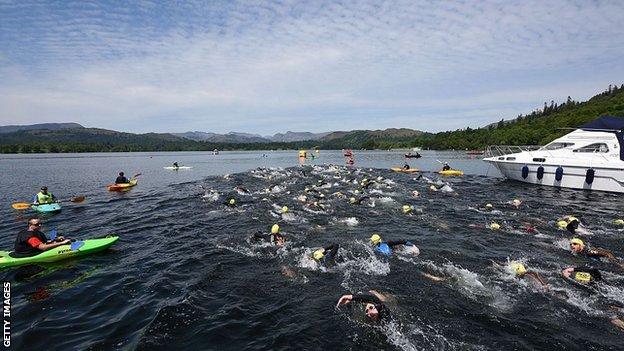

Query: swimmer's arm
<box><xmin>252</xmin><ymin>232</ymin><xmax>269</xmax><ymax>240</ymax></box>
<box><xmin>352</xmin><ymin>293</ymin><xmax>382</xmax><ymax>304</ymax></box>
<box><xmin>526</xmin><ymin>272</ymin><xmax>549</xmax><ymax>291</ymax></box>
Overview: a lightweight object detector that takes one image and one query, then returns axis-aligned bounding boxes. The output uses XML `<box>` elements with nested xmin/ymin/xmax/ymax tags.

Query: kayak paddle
<box><xmin>11</xmin><ymin>195</ymin><xmax>86</xmax><ymax>210</ymax></box>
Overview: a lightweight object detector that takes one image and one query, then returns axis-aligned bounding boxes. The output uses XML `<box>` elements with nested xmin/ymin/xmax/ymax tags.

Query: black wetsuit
<box><xmin>351</xmin><ymin>293</ymin><xmax>390</xmax><ymax>322</ymax></box>
<box><xmin>252</xmin><ymin>232</ymin><xmax>284</xmax><ymax>245</ymax></box>
<box><xmin>12</xmin><ymin>230</ymin><xmax>48</xmax><ymax>258</ymax></box>
<box><xmin>319</xmin><ymin>244</ymin><xmax>339</xmax><ymax>264</ymax></box>
<box><xmin>566</xmin><ymin>219</ymin><xmax>580</xmax><ymax>234</ymax></box>
<box><xmin>442</xmin><ymin>165</ymin><xmax>451</xmax><ymax>171</ymax></box>
<box><xmin>387</xmin><ymin>240</ymin><xmax>412</xmax><ymax>249</ymax></box>
<box><xmin>115</xmin><ymin>176</ymin><xmax>129</xmax><ymax>184</ymax></box>
<box><xmin>403</xmin><ymin>164</ymin><xmax>410</xmax><ymax>170</ymax></box>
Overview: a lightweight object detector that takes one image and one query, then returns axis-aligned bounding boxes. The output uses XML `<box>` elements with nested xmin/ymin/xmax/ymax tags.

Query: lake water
<box><xmin>1</xmin><ymin>150</ymin><xmax>623</xmax><ymax>350</ymax></box>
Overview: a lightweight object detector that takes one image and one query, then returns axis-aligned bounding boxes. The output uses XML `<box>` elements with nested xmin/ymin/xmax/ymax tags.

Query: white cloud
<box><xmin>0</xmin><ymin>0</ymin><xmax>623</xmax><ymax>134</ymax></box>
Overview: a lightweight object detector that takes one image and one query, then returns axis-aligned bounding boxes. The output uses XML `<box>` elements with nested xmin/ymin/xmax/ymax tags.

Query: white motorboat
<box><xmin>483</xmin><ymin>116</ymin><xmax>624</xmax><ymax>193</ymax></box>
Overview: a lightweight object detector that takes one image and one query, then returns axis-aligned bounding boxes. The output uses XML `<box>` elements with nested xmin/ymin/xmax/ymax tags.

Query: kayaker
<box><xmin>12</xmin><ymin>218</ymin><xmax>70</xmax><ymax>258</ymax></box>
<box><xmin>569</xmin><ymin>238</ymin><xmax>624</xmax><ymax>269</ymax></box>
<box><xmin>442</xmin><ymin>162</ymin><xmax>451</xmax><ymax>171</ymax></box>
<box><xmin>173</xmin><ymin>162</ymin><xmax>179</xmax><ymax>169</ymax></box>
<box><xmin>115</xmin><ymin>172</ymin><xmax>130</xmax><ymax>184</ymax></box>
<box><xmin>403</xmin><ymin>162</ymin><xmax>410</xmax><ymax>170</ymax></box>
<box><xmin>251</xmin><ymin>224</ymin><xmax>285</xmax><ymax>246</ymax></box>
<box><xmin>312</xmin><ymin>243</ymin><xmax>339</xmax><ymax>265</ymax></box>
<box><xmin>33</xmin><ymin>186</ymin><xmax>56</xmax><ymax>205</ymax></box>
<box><xmin>370</xmin><ymin>234</ymin><xmax>418</xmax><ymax>256</ymax></box>
<box><xmin>336</xmin><ymin>290</ymin><xmax>391</xmax><ymax>323</ymax></box>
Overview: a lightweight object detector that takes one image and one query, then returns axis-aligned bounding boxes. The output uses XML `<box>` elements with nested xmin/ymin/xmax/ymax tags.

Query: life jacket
<box><xmin>13</xmin><ymin>229</ymin><xmax>47</xmax><ymax>257</ymax></box>
<box><xmin>35</xmin><ymin>191</ymin><xmax>54</xmax><ymax>204</ymax></box>
<box><xmin>375</xmin><ymin>243</ymin><xmax>392</xmax><ymax>256</ymax></box>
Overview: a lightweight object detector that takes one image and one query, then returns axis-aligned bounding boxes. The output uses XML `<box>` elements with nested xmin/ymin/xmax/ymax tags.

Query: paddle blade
<box><xmin>132</xmin><ymin>173</ymin><xmax>142</xmax><ymax>178</ymax></box>
<box><xmin>70</xmin><ymin>196</ymin><xmax>85</xmax><ymax>203</ymax></box>
<box><xmin>49</xmin><ymin>230</ymin><xmax>57</xmax><ymax>240</ymax></box>
<box><xmin>70</xmin><ymin>241</ymin><xmax>85</xmax><ymax>251</ymax></box>
<box><xmin>11</xmin><ymin>202</ymin><xmax>31</xmax><ymax>210</ymax></box>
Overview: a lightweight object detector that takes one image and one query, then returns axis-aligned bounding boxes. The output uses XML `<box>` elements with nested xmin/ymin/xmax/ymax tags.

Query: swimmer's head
<box><xmin>370</xmin><ymin>234</ymin><xmax>382</xmax><ymax>245</ymax></box>
<box><xmin>512</xmin><ymin>199</ymin><xmax>521</xmax><ymax>207</ymax></box>
<box><xmin>489</xmin><ymin>222</ymin><xmax>501</xmax><ymax>230</ymax></box>
<box><xmin>485</xmin><ymin>203</ymin><xmax>493</xmax><ymax>209</ymax></box>
<box><xmin>557</xmin><ymin>220</ymin><xmax>568</xmax><ymax>229</ymax></box>
<box><xmin>569</xmin><ymin>238</ymin><xmax>585</xmax><ymax>253</ymax></box>
<box><xmin>510</xmin><ymin>262</ymin><xmax>527</xmax><ymax>277</ymax></box>
<box><xmin>364</xmin><ymin>303</ymin><xmax>379</xmax><ymax>321</ymax></box>
<box><xmin>281</xmin><ymin>206</ymin><xmax>289</xmax><ymax>213</ymax></box>
<box><xmin>429</xmin><ymin>185</ymin><xmax>437</xmax><ymax>191</ymax></box>
<box><xmin>349</xmin><ymin>197</ymin><xmax>357</xmax><ymax>204</ymax></box>
<box><xmin>402</xmin><ymin>205</ymin><xmax>412</xmax><ymax>214</ymax></box>
<box><xmin>228</xmin><ymin>198</ymin><xmax>236</xmax><ymax>205</ymax></box>
<box><xmin>271</xmin><ymin>224</ymin><xmax>280</xmax><ymax>234</ymax></box>
<box><xmin>313</xmin><ymin>248</ymin><xmax>325</xmax><ymax>261</ymax></box>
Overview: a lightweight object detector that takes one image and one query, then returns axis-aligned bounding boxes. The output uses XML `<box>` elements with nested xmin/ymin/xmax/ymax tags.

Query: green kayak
<box><xmin>0</xmin><ymin>236</ymin><xmax>119</xmax><ymax>269</ymax></box>
<box><xmin>31</xmin><ymin>203</ymin><xmax>62</xmax><ymax>213</ymax></box>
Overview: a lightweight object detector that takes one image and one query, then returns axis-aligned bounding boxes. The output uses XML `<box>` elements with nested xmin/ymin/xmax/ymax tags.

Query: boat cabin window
<box><xmin>542</xmin><ymin>142</ymin><xmax>575</xmax><ymax>150</ymax></box>
<box><xmin>573</xmin><ymin>143</ymin><xmax>609</xmax><ymax>153</ymax></box>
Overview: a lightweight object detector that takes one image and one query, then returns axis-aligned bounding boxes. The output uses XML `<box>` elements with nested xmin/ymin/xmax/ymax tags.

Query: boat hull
<box><xmin>485</xmin><ymin>160</ymin><xmax>624</xmax><ymax>193</ymax></box>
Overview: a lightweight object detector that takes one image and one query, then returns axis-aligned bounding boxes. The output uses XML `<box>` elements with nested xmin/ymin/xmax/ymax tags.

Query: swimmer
<box><xmin>557</xmin><ymin>216</ymin><xmax>589</xmax><ymax>235</ymax></box>
<box><xmin>509</xmin><ymin>262</ymin><xmax>549</xmax><ymax>290</ymax></box>
<box><xmin>511</xmin><ymin>199</ymin><xmax>522</xmax><ymax>208</ymax></box>
<box><xmin>312</xmin><ymin>243</ymin><xmax>339</xmax><ymax>266</ymax></box>
<box><xmin>234</xmin><ymin>186</ymin><xmax>250</xmax><ymax>194</ymax></box>
<box><xmin>336</xmin><ymin>290</ymin><xmax>391</xmax><ymax>323</ymax></box>
<box><xmin>370</xmin><ymin>234</ymin><xmax>418</xmax><ymax>256</ymax></box>
<box><xmin>226</xmin><ymin>198</ymin><xmax>237</xmax><ymax>208</ymax></box>
<box><xmin>569</xmin><ymin>238</ymin><xmax>624</xmax><ymax>269</ymax></box>
<box><xmin>562</xmin><ymin>266</ymin><xmax>602</xmax><ymax>285</ymax></box>
<box><xmin>349</xmin><ymin>196</ymin><xmax>369</xmax><ymax>205</ymax></box>
<box><xmin>251</xmin><ymin>224</ymin><xmax>285</xmax><ymax>246</ymax></box>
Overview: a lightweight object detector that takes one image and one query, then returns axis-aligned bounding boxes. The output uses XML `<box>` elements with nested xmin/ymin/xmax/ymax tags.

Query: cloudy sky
<box><xmin>1</xmin><ymin>0</ymin><xmax>623</xmax><ymax>135</ymax></box>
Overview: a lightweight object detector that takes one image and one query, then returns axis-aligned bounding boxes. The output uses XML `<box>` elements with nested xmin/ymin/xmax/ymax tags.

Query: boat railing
<box><xmin>485</xmin><ymin>145</ymin><xmax>542</xmax><ymax>158</ymax></box>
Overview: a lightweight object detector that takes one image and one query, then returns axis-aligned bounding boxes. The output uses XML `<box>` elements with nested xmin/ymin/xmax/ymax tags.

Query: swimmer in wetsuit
<box><xmin>336</xmin><ymin>290</ymin><xmax>390</xmax><ymax>323</ymax></box>
<box><xmin>370</xmin><ymin>234</ymin><xmax>418</xmax><ymax>256</ymax></box>
<box><xmin>252</xmin><ymin>224</ymin><xmax>285</xmax><ymax>246</ymax></box>
<box><xmin>569</xmin><ymin>238</ymin><xmax>624</xmax><ymax>269</ymax></box>
<box><xmin>312</xmin><ymin>243</ymin><xmax>339</xmax><ymax>265</ymax></box>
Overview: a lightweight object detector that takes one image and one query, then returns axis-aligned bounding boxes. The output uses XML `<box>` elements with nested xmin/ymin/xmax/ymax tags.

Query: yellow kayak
<box><xmin>107</xmin><ymin>178</ymin><xmax>138</xmax><ymax>191</ymax></box>
<box><xmin>439</xmin><ymin>170</ymin><xmax>464</xmax><ymax>176</ymax></box>
<box><xmin>391</xmin><ymin>167</ymin><xmax>420</xmax><ymax>173</ymax></box>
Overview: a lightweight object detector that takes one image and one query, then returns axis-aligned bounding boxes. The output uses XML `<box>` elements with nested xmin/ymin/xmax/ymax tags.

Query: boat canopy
<box><xmin>580</xmin><ymin>116</ymin><xmax>624</xmax><ymax>161</ymax></box>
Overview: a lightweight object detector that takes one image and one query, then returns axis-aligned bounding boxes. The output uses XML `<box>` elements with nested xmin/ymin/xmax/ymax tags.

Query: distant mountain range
<box><xmin>2</xmin><ymin>84</ymin><xmax>622</xmax><ymax>153</ymax></box>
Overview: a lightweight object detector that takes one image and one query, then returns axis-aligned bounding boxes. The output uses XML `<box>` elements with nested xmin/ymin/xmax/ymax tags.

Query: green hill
<box><xmin>419</xmin><ymin>84</ymin><xmax>624</xmax><ymax>150</ymax></box>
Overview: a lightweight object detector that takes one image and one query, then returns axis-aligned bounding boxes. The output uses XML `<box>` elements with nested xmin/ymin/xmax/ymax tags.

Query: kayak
<box><xmin>439</xmin><ymin>170</ymin><xmax>464</xmax><ymax>176</ymax></box>
<box><xmin>0</xmin><ymin>236</ymin><xmax>119</xmax><ymax>269</ymax></box>
<box><xmin>164</xmin><ymin>166</ymin><xmax>192</xmax><ymax>170</ymax></box>
<box><xmin>391</xmin><ymin>167</ymin><xmax>420</xmax><ymax>173</ymax></box>
<box><xmin>107</xmin><ymin>178</ymin><xmax>138</xmax><ymax>191</ymax></box>
<box><xmin>31</xmin><ymin>203</ymin><xmax>62</xmax><ymax>213</ymax></box>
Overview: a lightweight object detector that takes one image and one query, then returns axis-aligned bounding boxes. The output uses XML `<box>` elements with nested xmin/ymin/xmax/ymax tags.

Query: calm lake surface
<box><xmin>0</xmin><ymin>150</ymin><xmax>622</xmax><ymax>350</ymax></box>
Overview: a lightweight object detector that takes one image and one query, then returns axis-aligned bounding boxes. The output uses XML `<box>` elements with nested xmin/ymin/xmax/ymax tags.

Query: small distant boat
<box><xmin>343</xmin><ymin>149</ymin><xmax>353</xmax><ymax>157</ymax></box>
<box><xmin>466</xmin><ymin>150</ymin><xmax>485</xmax><ymax>155</ymax></box>
<box><xmin>404</xmin><ymin>152</ymin><xmax>421</xmax><ymax>158</ymax></box>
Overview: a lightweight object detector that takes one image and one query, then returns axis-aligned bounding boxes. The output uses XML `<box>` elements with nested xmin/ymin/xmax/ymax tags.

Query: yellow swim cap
<box><xmin>349</xmin><ymin>197</ymin><xmax>357</xmax><ymax>204</ymax></box>
<box><xmin>354</xmin><ymin>190</ymin><xmax>360</xmax><ymax>194</ymax></box>
<box><xmin>510</xmin><ymin>262</ymin><xmax>527</xmax><ymax>276</ymax></box>
<box><xmin>512</xmin><ymin>199</ymin><xmax>521</xmax><ymax>206</ymax></box>
<box><xmin>485</xmin><ymin>203</ymin><xmax>493</xmax><ymax>209</ymax></box>
<box><xmin>574</xmin><ymin>271</ymin><xmax>591</xmax><ymax>283</ymax></box>
<box><xmin>614</xmin><ymin>219</ymin><xmax>624</xmax><ymax>225</ymax></box>
<box><xmin>313</xmin><ymin>249</ymin><xmax>325</xmax><ymax>260</ymax></box>
<box><xmin>429</xmin><ymin>185</ymin><xmax>437</xmax><ymax>191</ymax></box>
<box><xmin>370</xmin><ymin>234</ymin><xmax>382</xmax><ymax>245</ymax></box>
<box><xmin>271</xmin><ymin>224</ymin><xmax>280</xmax><ymax>234</ymax></box>
<box><xmin>557</xmin><ymin>220</ymin><xmax>568</xmax><ymax>229</ymax></box>
<box><xmin>489</xmin><ymin>222</ymin><xmax>501</xmax><ymax>230</ymax></box>
<box><xmin>229</xmin><ymin>198</ymin><xmax>236</xmax><ymax>205</ymax></box>
<box><xmin>282</xmin><ymin>206</ymin><xmax>289</xmax><ymax>213</ymax></box>
<box><xmin>570</xmin><ymin>238</ymin><xmax>584</xmax><ymax>247</ymax></box>
<box><xmin>402</xmin><ymin>205</ymin><xmax>412</xmax><ymax>214</ymax></box>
